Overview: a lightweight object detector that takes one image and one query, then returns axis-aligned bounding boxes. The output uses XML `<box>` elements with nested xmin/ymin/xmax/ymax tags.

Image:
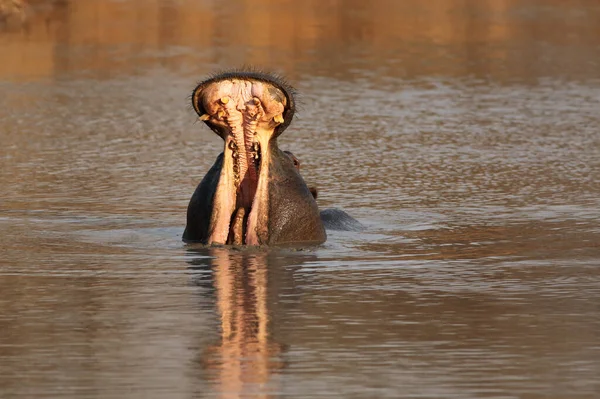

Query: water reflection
<box><xmin>1</xmin><ymin>0</ymin><xmax>600</xmax><ymax>398</ymax></box>
<box><xmin>189</xmin><ymin>249</ymin><xmax>297</xmax><ymax>397</ymax></box>
<box><xmin>2</xmin><ymin>0</ymin><xmax>600</xmax><ymax>82</ymax></box>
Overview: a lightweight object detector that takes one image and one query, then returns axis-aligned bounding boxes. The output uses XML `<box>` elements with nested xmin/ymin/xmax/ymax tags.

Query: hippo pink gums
<box><xmin>183</xmin><ymin>70</ymin><xmax>327</xmax><ymax>246</ymax></box>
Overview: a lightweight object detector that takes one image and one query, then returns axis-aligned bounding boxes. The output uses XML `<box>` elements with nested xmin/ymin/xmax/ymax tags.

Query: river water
<box><xmin>1</xmin><ymin>1</ymin><xmax>599</xmax><ymax>398</ymax></box>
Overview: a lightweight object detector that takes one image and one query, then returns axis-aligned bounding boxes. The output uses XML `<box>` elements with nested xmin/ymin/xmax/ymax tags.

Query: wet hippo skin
<box><xmin>183</xmin><ymin>70</ymin><xmax>327</xmax><ymax>246</ymax></box>
<box><xmin>283</xmin><ymin>150</ymin><xmax>365</xmax><ymax>232</ymax></box>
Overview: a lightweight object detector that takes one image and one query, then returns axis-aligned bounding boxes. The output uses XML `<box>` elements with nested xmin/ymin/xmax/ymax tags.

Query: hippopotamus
<box><xmin>183</xmin><ymin>70</ymin><xmax>362</xmax><ymax>246</ymax></box>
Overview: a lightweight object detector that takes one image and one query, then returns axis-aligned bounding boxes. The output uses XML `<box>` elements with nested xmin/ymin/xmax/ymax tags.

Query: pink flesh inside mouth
<box><xmin>195</xmin><ymin>79</ymin><xmax>287</xmax><ymax>245</ymax></box>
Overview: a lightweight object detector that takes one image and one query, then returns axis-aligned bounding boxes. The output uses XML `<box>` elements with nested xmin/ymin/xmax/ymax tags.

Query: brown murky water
<box><xmin>1</xmin><ymin>0</ymin><xmax>600</xmax><ymax>398</ymax></box>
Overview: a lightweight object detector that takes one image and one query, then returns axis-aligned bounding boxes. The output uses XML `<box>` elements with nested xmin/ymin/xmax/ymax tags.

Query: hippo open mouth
<box><xmin>184</xmin><ymin>70</ymin><xmax>324</xmax><ymax>246</ymax></box>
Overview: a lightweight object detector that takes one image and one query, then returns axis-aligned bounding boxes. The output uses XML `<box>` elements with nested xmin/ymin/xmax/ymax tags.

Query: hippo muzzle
<box><xmin>183</xmin><ymin>70</ymin><xmax>326</xmax><ymax>246</ymax></box>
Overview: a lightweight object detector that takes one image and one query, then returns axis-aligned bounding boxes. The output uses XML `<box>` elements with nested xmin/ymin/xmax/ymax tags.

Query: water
<box><xmin>1</xmin><ymin>0</ymin><xmax>599</xmax><ymax>398</ymax></box>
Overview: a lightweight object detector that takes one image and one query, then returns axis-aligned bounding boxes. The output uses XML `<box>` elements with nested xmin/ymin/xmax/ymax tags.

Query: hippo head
<box><xmin>183</xmin><ymin>70</ymin><xmax>326</xmax><ymax>246</ymax></box>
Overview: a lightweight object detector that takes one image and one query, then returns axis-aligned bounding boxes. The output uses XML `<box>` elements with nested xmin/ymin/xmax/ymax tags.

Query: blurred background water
<box><xmin>1</xmin><ymin>0</ymin><xmax>599</xmax><ymax>398</ymax></box>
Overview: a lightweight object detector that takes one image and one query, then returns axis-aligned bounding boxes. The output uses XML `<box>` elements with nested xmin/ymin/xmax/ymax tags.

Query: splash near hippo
<box><xmin>183</xmin><ymin>70</ymin><xmax>327</xmax><ymax>246</ymax></box>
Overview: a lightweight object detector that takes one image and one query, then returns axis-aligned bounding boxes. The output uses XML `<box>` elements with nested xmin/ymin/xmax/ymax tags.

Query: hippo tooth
<box><xmin>199</xmin><ymin>114</ymin><xmax>210</xmax><ymax>121</ymax></box>
<box><xmin>217</xmin><ymin>110</ymin><xmax>225</xmax><ymax>119</ymax></box>
<box><xmin>220</xmin><ymin>96</ymin><xmax>230</xmax><ymax>104</ymax></box>
<box><xmin>273</xmin><ymin>114</ymin><xmax>284</xmax><ymax>124</ymax></box>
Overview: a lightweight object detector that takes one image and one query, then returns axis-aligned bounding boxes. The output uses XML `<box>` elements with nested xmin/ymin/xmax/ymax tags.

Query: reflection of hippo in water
<box><xmin>183</xmin><ymin>70</ymin><xmax>362</xmax><ymax>246</ymax></box>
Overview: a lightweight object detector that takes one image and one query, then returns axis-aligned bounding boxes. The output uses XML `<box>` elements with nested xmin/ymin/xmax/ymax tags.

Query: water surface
<box><xmin>1</xmin><ymin>1</ymin><xmax>599</xmax><ymax>398</ymax></box>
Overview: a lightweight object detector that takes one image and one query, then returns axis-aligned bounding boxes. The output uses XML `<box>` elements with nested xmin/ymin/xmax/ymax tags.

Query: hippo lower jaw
<box><xmin>209</xmin><ymin>132</ymin><xmax>271</xmax><ymax>245</ymax></box>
